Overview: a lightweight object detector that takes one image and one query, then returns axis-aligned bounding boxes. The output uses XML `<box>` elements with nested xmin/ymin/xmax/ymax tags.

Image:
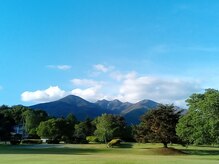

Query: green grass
<box><xmin>0</xmin><ymin>143</ymin><xmax>218</xmax><ymax>164</ymax></box>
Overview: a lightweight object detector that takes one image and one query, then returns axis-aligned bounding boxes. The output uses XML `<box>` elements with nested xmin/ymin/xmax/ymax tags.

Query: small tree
<box><xmin>137</xmin><ymin>104</ymin><xmax>181</xmax><ymax>148</ymax></box>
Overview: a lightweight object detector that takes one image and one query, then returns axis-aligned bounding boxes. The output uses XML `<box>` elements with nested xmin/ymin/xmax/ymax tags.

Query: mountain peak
<box><xmin>59</xmin><ymin>95</ymin><xmax>91</xmax><ymax>105</ymax></box>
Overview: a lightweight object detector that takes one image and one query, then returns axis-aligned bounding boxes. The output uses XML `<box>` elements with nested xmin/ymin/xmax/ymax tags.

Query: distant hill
<box><xmin>30</xmin><ymin>95</ymin><xmax>160</xmax><ymax>124</ymax></box>
<box><xmin>30</xmin><ymin>95</ymin><xmax>109</xmax><ymax>120</ymax></box>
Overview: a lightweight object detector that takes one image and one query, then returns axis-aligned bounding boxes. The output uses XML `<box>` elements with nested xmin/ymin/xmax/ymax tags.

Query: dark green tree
<box><xmin>0</xmin><ymin>113</ymin><xmax>15</xmax><ymax>142</ymax></box>
<box><xmin>137</xmin><ymin>104</ymin><xmax>181</xmax><ymax>148</ymax></box>
<box><xmin>36</xmin><ymin>116</ymin><xmax>77</xmax><ymax>143</ymax></box>
<box><xmin>36</xmin><ymin>118</ymin><xmax>59</xmax><ymax>140</ymax></box>
<box><xmin>23</xmin><ymin>109</ymin><xmax>48</xmax><ymax>135</ymax></box>
<box><xmin>74</xmin><ymin>118</ymin><xmax>95</xmax><ymax>143</ymax></box>
<box><xmin>10</xmin><ymin>105</ymin><xmax>29</xmax><ymax>124</ymax></box>
<box><xmin>176</xmin><ymin>89</ymin><xmax>219</xmax><ymax>145</ymax></box>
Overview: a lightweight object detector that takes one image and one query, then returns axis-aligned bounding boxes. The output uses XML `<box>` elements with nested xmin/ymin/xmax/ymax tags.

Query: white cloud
<box><xmin>116</xmin><ymin>75</ymin><xmax>201</xmax><ymax>107</ymax></box>
<box><xmin>47</xmin><ymin>65</ymin><xmax>72</xmax><ymax>70</ymax></box>
<box><xmin>21</xmin><ymin>86</ymin><xmax>68</xmax><ymax>103</ymax></box>
<box><xmin>93</xmin><ymin>64</ymin><xmax>110</xmax><ymax>73</ymax></box>
<box><xmin>71</xmin><ymin>86</ymin><xmax>103</xmax><ymax>101</ymax></box>
<box><xmin>70</xmin><ymin>78</ymin><xmax>104</xmax><ymax>101</ymax></box>
<box><xmin>71</xmin><ymin>79</ymin><xmax>100</xmax><ymax>87</ymax></box>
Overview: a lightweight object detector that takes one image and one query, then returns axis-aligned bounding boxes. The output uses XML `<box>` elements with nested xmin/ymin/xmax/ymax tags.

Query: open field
<box><xmin>0</xmin><ymin>143</ymin><xmax>218</xmax><ymax>164</ymax></box>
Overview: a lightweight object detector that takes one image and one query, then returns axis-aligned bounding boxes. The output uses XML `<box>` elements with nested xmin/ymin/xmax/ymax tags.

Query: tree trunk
<box><xmin>163</xmin><ymin>142</ymin><xmax>168</xmax><ymax>148</ymax></box>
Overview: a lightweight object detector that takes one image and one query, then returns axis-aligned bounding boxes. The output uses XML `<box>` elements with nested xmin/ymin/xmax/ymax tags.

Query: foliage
<box><xmin>94</xmin><ymin>114</ymin><xmax>127</xmax><ymax>143</ymax></box>
<box><xmin>36</xmin><ymin>118</ymin><xmax>59</xmax><ymax>139</ymax></box>
<box><xmin>36</xmin><ymin>116</ymin><xmax>77</xmax><ymax>143</ymax></box>
<box><xmin>136</xmin><ymin>104</ymin><xmax>181</xmax><ymax>148</ymax></box>
<box><xmin>74</xmin><ymin>118</ymin><xmax>95</xmax><ymax>143</ymax></box>
<box><xmin>9</xmin><ymin>105</ymin><xmax>29</xmax><ymax>124</ymax></box>
<box><xmin>10</xmin><ymin>134</ymin><xmax>22</xmax><ymax>145</ymax></box>
<box><xmin>23</xmin><ymin>109</ymin><xmax>48</xmax><ymax>135</ymax></box>
<box><xmin>176</xmin><ymin>89</ymin><xmax>219</xmax><ymax>145</ymax></box>
<box><xmin>0</xmin><ymin>112</ymin><xmax>15</xmax><ymax>141</ymax></box>
<box><xmin>86</xmin><ymin>136</ymin><xmax>98</xmax><ymax>143</ymax></box>
<box><xmin>22</xmin><ymin>139</ymin><xmax>42</xmax><ymax>144</ymax></box>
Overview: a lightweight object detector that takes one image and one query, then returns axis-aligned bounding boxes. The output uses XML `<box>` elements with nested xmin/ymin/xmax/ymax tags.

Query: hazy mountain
<box><xmin>30</xmin><ymin>95</ymin><xmax>159</xmax><ymax>124</ymax></box>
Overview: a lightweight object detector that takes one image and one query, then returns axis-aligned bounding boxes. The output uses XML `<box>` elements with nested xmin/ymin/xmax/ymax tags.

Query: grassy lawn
<box><xmin>0</xmin><ymin>143</ymin><xmax>218</xmax><ymax>164</ymax></box>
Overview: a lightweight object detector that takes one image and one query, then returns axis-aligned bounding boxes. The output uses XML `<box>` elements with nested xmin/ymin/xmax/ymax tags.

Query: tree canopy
<box><xmin>94</xmin><ymin>114</ymin><xmax>127</xmax><ymax>143</ymax></box>
<box><xmin>176</xmin><ymin>89</ymin><xmax>219</xmax><ymax>145</ymax></box>
<box><xmin>136</xmin><ymin>104</ymin><xmax>181</xmax><ymax>148</ymax></box>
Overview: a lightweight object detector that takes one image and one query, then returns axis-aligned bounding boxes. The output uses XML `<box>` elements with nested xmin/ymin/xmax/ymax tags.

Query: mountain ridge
<box><xmin>30</xmin><ymin>95</ymin><xmax>159</xmax><ymax>124</ymax></box>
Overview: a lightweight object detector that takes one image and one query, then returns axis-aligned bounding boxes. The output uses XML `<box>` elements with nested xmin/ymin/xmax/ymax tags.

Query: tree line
<box><xmin>0</xmin><ymin>89</ymin><xmax>219</xmax><ymax>147</ymax></box>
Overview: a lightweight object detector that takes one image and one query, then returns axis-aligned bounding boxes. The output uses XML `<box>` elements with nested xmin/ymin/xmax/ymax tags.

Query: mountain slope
<box><xmin>122</xmin><ymin>99</ymin><xmax>159</xmax><ymax>124</ymax></box>
<box><xmin>30</xmin><ymin>95</ymin><xmax>109</xmax><ymax>120</ymax></box>
<box><xmin>95</xmin><ymin>99</ymin><xmax>132</xmax><ymax>114</ymax></box>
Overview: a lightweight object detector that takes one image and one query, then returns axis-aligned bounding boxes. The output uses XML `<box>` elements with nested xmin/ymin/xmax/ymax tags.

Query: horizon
<box><xmin>1</xmin><ymin>0</ymin><xmax>219</xmax><ymax>108</ymax></box>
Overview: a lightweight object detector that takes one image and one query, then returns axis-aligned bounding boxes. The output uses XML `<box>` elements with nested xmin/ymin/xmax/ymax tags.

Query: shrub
<box><xmin>22</xmin><ymin>139</ymin><xmax>42</xmax><ymax>144</ymax></box>
<box><xmin>46</xmin><ymin>139</ymin><xmax>60</xmax><ymax>144</ymax></box>
<box><xmin>107</xmin><ymin>139</ymin><xmax>122</xmax><ymax>148</ymax></box>
<box><xmin>10</xmin><ymin>140</ymin><xmax>21</xmax><ymax>145</ymax></box>
<box><xmin>86</xmin><ymin>136</ymin><xmax>98</xmax><ymax>143</ymax></box>
<box><xmin>10</xmin><ymin>134</ymin><xmax>22</xmax><ymax>145</ymax></box>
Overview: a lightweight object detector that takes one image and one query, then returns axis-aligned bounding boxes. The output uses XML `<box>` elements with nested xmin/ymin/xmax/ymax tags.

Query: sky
<box><xmin>1</xmin><ymin>0</ymin><xmax>219</xmax><ymax>108</ymax></box>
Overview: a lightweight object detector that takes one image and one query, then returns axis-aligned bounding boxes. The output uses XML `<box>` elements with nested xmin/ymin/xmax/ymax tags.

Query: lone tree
<box><xmin>137</xmin><ymin>104</ymin><xmax>181</xmax><ymax>148</ymax></box>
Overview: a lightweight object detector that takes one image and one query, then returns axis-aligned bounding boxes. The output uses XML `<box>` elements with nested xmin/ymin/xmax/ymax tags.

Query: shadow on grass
<box><xmin>117</xmin><ymin>143</ymin><xmax>133</xmax><ymax>148</ymax></box>
<box><xmin>182</xmin><ymin>149</ymin><xmax>219</xmax><ymax>156</ymax></box>
<box><xmin>0</xmin><ymin>145</ymin><xmax>105</xmax><ymax>155</ymax></box>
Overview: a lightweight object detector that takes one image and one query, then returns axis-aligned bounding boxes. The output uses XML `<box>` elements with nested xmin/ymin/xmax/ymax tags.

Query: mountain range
<box><xmin>30</xmin><ymin>95</ymin><xmax>159</xmax><ymax>124</ymax></box>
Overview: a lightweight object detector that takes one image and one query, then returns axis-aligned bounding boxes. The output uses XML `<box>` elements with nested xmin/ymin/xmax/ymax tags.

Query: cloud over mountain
<box><xmin>21</xmin><ymin>64</ymin><xmax>202</xmax><ymax>107</ymax></box>
<box><xmin>21</xmin><ymin>86</ymin><xmax>68</xmax><ymax>103</ymax></box>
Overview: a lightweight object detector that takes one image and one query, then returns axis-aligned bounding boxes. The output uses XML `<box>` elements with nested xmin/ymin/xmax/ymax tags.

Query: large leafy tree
<box><xmin>94</xmin><ymin>114</ymin><xmax>127</xmax><ymax>143</ymax></box>
<box><xmin>9</xmin><ymin>105</ymin><xmax>29</xmax><ymax>124</ymax></box>
<box><xmin>37</xmin><ymin>118</ymin><xmax>59</xmax><ymax>139</ymax></box>
<box><xmin>37</xmin><ymin>116</ymin><xmax>77</xmax><ymax>142</ymax></box>
<box><xmin>74</xmin><ymin>118</ymin><xmax>95</xmax><ymax>143</ymax></box>
<box><xmin>176</xmin><ymin>89</ymin><xmax>219</xmax><ymax>145</ymax></box>
<box><xmin>136</xmin><ymin>104</ymin><xmax>181</xmax><ymax>148</ymax></box>
<box><xmin>23</xmin><ymin>109</ymin><xmax>48</xmax><ymax>135</ymax></box>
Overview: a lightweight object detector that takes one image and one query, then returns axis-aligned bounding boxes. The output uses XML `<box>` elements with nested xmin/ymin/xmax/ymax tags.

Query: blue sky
<box><xmin>1</xmin><ymin>0</ymin><xmax>219</xmax><ymax>107</ymax></box>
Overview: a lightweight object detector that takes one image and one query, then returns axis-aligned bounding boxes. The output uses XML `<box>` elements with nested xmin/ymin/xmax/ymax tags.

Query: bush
<box><xmin>86</xmin><ymin>136</ymin><xmax>98</xmax><ymax>143</ymax></box>
<box><xmin>107</xmin><ymin>139</ymin><xmax>122</xmax><ymax>148</ymax></box>
<box><xmin>10</xmin><ymin>140</ymin><xmax>21</xmax><ymax>145</ymax></box>
<box><xmin>46</xmin><ymin>139</ymin><xmax>60</xmax><ymax>144</ymax></box>
<box><xmin>10</xmin><ymin>134</ymin><xmax>22</xmax><ymax>145</ymax></box>
<box><xmin>22</xmin><ymin>139</ymin><xmax>42</xmax><ymax>144</ymax></box>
